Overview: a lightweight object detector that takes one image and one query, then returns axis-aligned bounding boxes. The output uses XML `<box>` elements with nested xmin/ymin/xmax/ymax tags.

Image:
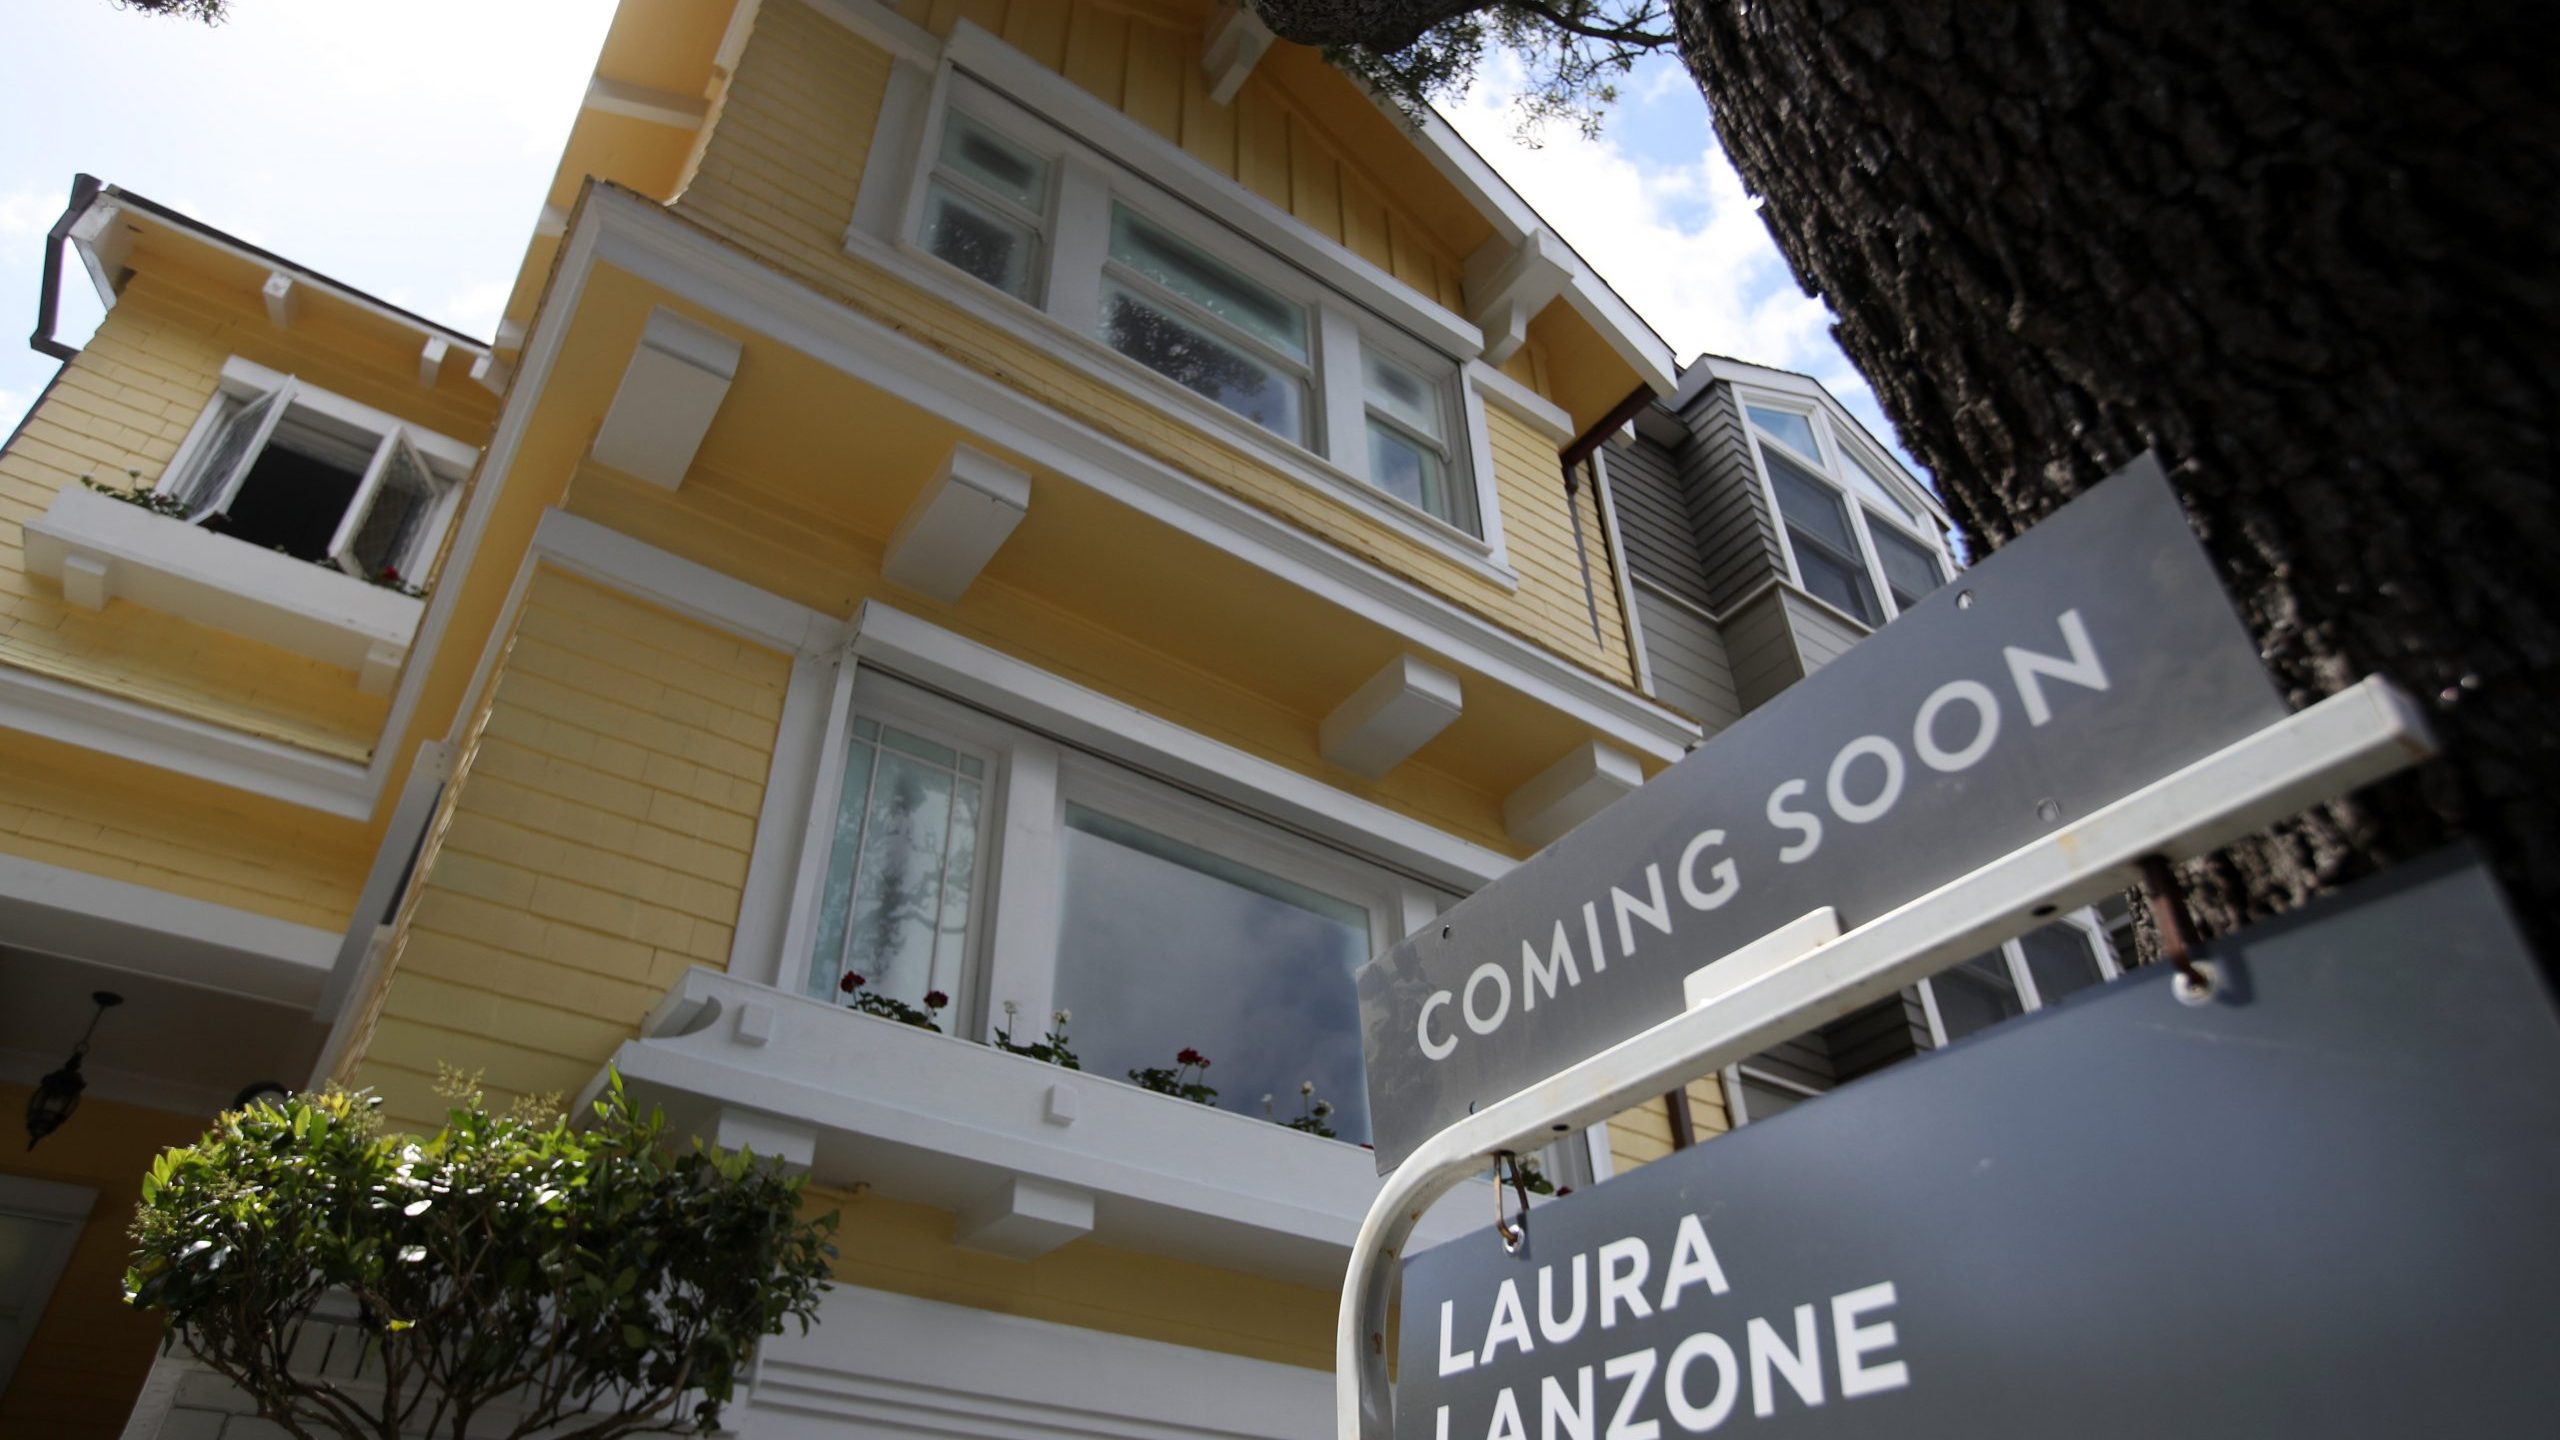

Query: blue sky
<box><xmin>0</xmin><ymin>3</ymin><xmax>1903</xmax><ymax>468</ymax></box>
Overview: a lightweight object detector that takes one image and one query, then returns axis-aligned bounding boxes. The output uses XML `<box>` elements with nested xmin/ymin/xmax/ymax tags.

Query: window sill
<box><xmin>23</xmin><ymin>484</ymin><xmax>422</xmax><ymax>693</ymax></box>
<box><xmin>595</xmin><ymin>966</ymin><xmax>1480</xmax><ymax>1284</ymax></box>
<box><xmin>842</xmin><ymin>229</ymin><xmax>1522</xmax><ymax>594</ymax></box>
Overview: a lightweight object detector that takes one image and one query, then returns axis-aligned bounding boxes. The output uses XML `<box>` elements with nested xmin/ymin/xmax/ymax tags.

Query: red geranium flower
<box><xmin>923</xmin><ymin>990</ymin><xmax>950</xmax><ymax>1010</ymax></box>
<box><xmin>839</xmin><ymin>972</ymin><xmax>865</xmax><ymax>993</ymax></box>
<box><xmin>1176</xmin><ymin>1047</ymin><xmax>1207</xmax><ymax>1068</ymax></box>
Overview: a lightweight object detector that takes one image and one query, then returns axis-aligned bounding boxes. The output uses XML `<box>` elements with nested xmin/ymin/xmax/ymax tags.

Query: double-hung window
<box><xmin>883</xmin><ymin>74</ymin><xmax>1491</xmax><ymax>546</ymax></box>
<box><xmin>1100</xmin><ymin>204</ymin><xmax>1310</xmax><ymax>445</ymax></box>
<box><xmin>1746</xmin><ymin>397</ymin><xmax>1951</xmax><ymax>627</ymax></box>
<box><xmin>161</xmin><ymin>360</ymin><xmax>468</xmax><ymax>585</ymax></box>
<box><xmin>794</xmin><ymin>673</ymin><xmax>1433</xmax><ymax>1147</ymax></box>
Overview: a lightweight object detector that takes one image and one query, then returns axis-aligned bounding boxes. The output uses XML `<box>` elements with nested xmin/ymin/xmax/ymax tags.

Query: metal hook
<box><xmin>2137</xmin><ymin>854</ymin><xmax>2219</xmax><ymax>1004</ymax></box>
<box><xmin>1492</xmin><ymin>1152</ymin><xmax>1530</xmax><ymax>1253</ymax></box>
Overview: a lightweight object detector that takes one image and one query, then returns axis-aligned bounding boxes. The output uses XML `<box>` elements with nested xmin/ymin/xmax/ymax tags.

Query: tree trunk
<box><xmin>1667</xmin><ymin>0</ymin><xmax>2560</xmax><ymax>951</ymax></box>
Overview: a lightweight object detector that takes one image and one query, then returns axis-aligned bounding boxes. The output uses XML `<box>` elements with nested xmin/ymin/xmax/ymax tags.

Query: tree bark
<box><xmin>1666</xmin><ymin>0</ymin><xmax>2559</xmax><ymax>951</ymax></box>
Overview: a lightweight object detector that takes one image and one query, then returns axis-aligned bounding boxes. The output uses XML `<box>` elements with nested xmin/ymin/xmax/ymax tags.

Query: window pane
<box><xmin>1747</xmin><ymin>405</ymin><xmax>1822</xmax><ymax>461</ymax></box>
<box><xmin>810</xmin><ymin>722</ymin><xmax>983</xmax><ymax>1012</ymax></box>
<box><xmin>1738</xmin><ymin>1073</ymin><xmax>1805</xmax><ymax>1124</ymax></box>
<box><xmin>1842</xmin><ymin>448</ymin><xmax>1917</xmax><ymax>521</ymax></box>
<box><xmin>347</xmin><ymin>435</ymin><xmax>436</xmax><ymax>579</ymax></box>
<box><xmin>922</xmin><ymin>182</ymin><xmax>1038</xmax><ymax>300</ymax></box>
<box><xmin>1790</xmin><ymin>535</ymin><xmax>1882</xmax><ymax>625</ymax></box>
<box><xmin>1934</xmin><ymin>951</ymin><xmax>2025</xmax><ymax>1042</ymax></box>
<box><xmin>1102</xmin><ymin>284</ymin><xmax>1305</xmax><ymax>441</ymax></box>
<box><xmin>1766</xmin><ymin>448</ymin><xmax>1857</xmax><ymax>553</ymax></box>
<box><xmin>1368</xmin><ymin>418</ymin><xmax>1475</xmax><ymax>532</ymax></box>
<box><xmin>1363</xmin><ymin>351</ymin><xmax>1442</xmax><ymax>440</ymax></box>
<box><xmin>1872</xmin><ymin>525</ymin><xmax>1946</xmax><ymax>610</ymax></box>
<box><xmin>938</xmin><ymin>109</ymin><xmax>1048</xmax><ymax>212</ymax></box>
<box><xmin>2019</xmin><ymin>922</ymin><xmax>2108</xmax><ymax>1006</ymax></box>
<box><xmin>1109</xmin><ymin>205</ymin><xmax>1307</xmax><ymax>362</ymax></box>
<box><xmin>1053</xmin><ymin>804</ymin><xmax>1374</xmax><ymax>1143</ymax></box>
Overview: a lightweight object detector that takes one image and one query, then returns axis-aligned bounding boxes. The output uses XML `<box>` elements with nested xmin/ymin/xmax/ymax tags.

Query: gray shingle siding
<box><xmin>1724</xmin><ymin>586</ymin><xmax>1803</xmax><ymax>713</ymax></box>
<box><xmin>1680</xmin><ymin>383</ymin><xmax>1787</xmax><ymax>611</ymax></box>
<box><xmin>1781</xmin><ymin>588</ymin><xmax>1870</xmax><ymax>673</ymax></box>
<box><xmin>1632</xmin><ymin>583</ymin><xmax>1742</xmax><ymax>735</ymax></box>
<box><xmin>1605</xmin><ymin>437</ymin><xmax>1714</xmax><ymax>612</ymax></box>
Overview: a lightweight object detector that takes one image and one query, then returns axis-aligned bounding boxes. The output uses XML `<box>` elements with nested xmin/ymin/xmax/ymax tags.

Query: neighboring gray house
<box><xmin>1597</xmin><ymin>354</ymin><xmax>2127</xmax><ymax>1130</ymax></box>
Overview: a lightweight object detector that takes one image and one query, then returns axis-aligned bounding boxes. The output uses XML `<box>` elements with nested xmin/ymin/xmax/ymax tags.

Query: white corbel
<box><xmin>1202</xmin><ymin>2</ymin><xmax>1275</xmax><ymax>106</ymax></box>
<box><xmin>1462</xmin><ymin>229</ymin><xmax>1572</xmax><ymax>366</ymax></box>
<box><xmin>1503</xmin><ymin>739</ymin><xmax>1644</xmax><ymax>849</ymax></box>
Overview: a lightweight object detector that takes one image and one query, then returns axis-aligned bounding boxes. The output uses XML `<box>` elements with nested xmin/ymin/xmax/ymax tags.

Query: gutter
<box><xmin>29</xmin><ymin>173</ymin><xmax>102</xmax><ymax>360</ymax></box>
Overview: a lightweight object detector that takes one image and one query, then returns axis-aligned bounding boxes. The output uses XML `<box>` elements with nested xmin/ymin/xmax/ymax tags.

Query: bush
<box><xmin>125</xmin><ymin>1072</ymin><xmax>835</xmax><ymax>1439</ymax></box>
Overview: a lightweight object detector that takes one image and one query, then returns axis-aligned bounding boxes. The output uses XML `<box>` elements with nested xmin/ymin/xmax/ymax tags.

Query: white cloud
<box><xmin>1446</xmin><ymin>53</ymin><xmax>1916</xmax><ymax>467</ymax></box>
<box><xmin>0</xmin><ymin>188</ymin><xmax>58</xmax><ymax>242</ymax></box>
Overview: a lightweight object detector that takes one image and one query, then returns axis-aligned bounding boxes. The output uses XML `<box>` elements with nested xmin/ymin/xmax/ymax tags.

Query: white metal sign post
<box><xmin>1335</xmin><ymin>675</ymin><xmax>2436</xmax><ymax>1440</ymax></box>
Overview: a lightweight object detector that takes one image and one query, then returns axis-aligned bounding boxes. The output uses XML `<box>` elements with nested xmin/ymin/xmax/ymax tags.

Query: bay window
<box><xmin>1744</xmin><ymin>396</ymin><xmax>1951</xmax><ymax>626</ymax></box>
<box><xmin>793</xmin><ymin>673</ymin><xmax>1424</xmax><ymax>1147</ymax></box>
<box><xmin>877</xmin><ymin>74</ymin><xmax>1493</xmax><ymax>547</ymax></box>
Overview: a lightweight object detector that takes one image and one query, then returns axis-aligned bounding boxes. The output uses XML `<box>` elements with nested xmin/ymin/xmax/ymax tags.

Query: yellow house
<box><xmin>0</xmin><ymin>2</ymin><xmax>2057</xmax><ymax>1435</ymax></box>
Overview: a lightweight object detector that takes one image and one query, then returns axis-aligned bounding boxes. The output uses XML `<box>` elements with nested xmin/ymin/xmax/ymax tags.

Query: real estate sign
<box><xmin>1357</xmin><ymin>457</ymin><xmax>2288</xmax><ymax>1170</ymax></box>
<box><xmin>1395</xmin><ymin>850</ymin><xmax>2560</xmax><ymax>1438</ymax></box>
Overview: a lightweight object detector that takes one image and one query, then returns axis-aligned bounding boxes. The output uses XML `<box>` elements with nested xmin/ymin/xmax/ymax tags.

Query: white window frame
<box><xmin>846</xmin><ymin>29</ymin><xmax>1516</xmax><ymax>582</ymax></box>
<box><xmin>158</xmin><ymin>356</ymin><xmax>476</xmax><ymax>584</ymax></box>
<box><xmin>1916</xmin><ymin>908</ymin><xmax>2122</xmax><ymax>1049</ymax></box>
<box><xmin>1738</xmin><ymin>387</ymin><xmax>1954</xmax><ymax>629</ymax></box>
<box><xmin>777</xmin><ymin>666</ymin><xmax>1446</xmax><ymax>1142</ymax></box>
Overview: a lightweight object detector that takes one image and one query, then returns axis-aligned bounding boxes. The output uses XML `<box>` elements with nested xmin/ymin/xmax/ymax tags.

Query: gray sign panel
<box><xmin>1359</xmin><ymin>457</ymin><xmax>2287</xmax><ymax>1170</ymax></box>
<box><xmin>1397</xmin><ymin>850</ymin><xmax>2560</xmax><ymax>1438</ymax></box>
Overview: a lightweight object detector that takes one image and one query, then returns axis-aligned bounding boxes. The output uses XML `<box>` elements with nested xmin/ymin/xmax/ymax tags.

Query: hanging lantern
<box><xmin>25</xmin><ymin>991</ymin><xmax>122</xmax><ymax>1150</ymax></box>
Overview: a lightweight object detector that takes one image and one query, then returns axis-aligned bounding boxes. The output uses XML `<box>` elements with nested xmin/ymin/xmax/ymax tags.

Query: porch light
<box><xmin>24</xmin><ymin>991</ymin><xmax>122</xmax><ymax>1150</ymax></box>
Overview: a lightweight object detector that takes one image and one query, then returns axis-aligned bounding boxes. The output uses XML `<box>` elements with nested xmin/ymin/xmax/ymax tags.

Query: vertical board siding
<box><xmin>1723</xmin><ymin>586</ymin><xmax>1804</xmax><ymax>715</ymax></box>
<box><xmin>0</xmin><ymin>282</ymin><xmax>483</xmax><ymax>760</ymax></box>
<box><xmin>346</xmin><ymin>568</ymin><xmax>790</xmax><ymax>1128</ymax></box>
<box><xmin>1782</xmin><ymin>588</ymin><xmax>1869</xmax><ymax>673</ymax></box>
<box><xmin>1607</xmin><ymin>432</ymin><xmax>1712</xmax><ymax>610</ymax></box>
<box><xmin>674</xmin><ymin>1</ymin><xmax>1633</xmax><ymax>684</ymax></box>
<box><xmin>1632</xmin><ymin>584</ymin><xmax>1741</xmax><ymax>736</ymax></box>
<box><xmin>1678</xmin><ymin>383</ymin><xmax>1787</xmax><ymax>611</ymax></box>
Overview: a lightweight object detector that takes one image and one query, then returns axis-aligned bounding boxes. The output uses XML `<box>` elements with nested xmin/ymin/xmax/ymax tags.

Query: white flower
<box><xmin>1053</xmin><ymin>1008</ymin><xmax>1072</xmax><ymax>1025</ymax></box>
<box><xmin>1003</xmin><ymin>999</ymin><xmax>1019</xmax><ymax>1018</ymax></box>
<box><xmin>1260</xmin><ymin>1093</ymin><xmax>1274</xmax><ymax>1113</ymax></box>
<box><xmin>1300</xmin><ymin>1080</ymin><xmax>1315</xmax><ymax>1095</ymax></box>
<box><xmin>1313</xmin><ymin>1100</ymin><xmax>1334</xmax><ymax>1119</ymax></box>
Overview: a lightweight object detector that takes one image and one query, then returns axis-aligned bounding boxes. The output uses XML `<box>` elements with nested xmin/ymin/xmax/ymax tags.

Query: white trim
<box><xmin>1690</xmin><ymin>359</ymin><xmax>1947</xmax><ymax>526</ymax></box>
<box><xmin>858</xmin><ymin>63</ymin><xmax>1517</xmax><ymax>581</ymax></box>
<box><xmin>574</xmin><ymin>189</ymin><xmax>1691</xmax><ymax>758</ymax></box>
<box><xmin>0</xmin><ymin>662</ymin><xmax>373</xmax><ymax>819</ymax></box>
<box><xmin>1632</xmin><ymin>569</ymin><xmax>1722</xmax><ymax>626</ymax></box>
<box><xmin>583</xmin><ymin>76</ymin><xmax>710</xmax><ymax>130</ymax></box>
<box><xmin>746</xmin><ymin>1282</ymin><xmax>1327</xmax><ymax>1439</ymax></box>
<box><xmin>728</xmin><ymin>651</ymin><xmax>842</xmax><ymax>989</ymax></box>
<box><xmin>314</xmin><ymin>742</ymin><xmax>451</xmax><ymax>1022</ymax></box>
<box><xmin>197</xmin><ymin>355</ymin><xmax>481</xmax><ymax>474</ymax></box>
<box><xmin>1590</xmin><ymin>447</ymin><xmax>1651</xmax><ymax>698</ymax></box>
<box><xmin>0</xmin><ymin>850</ymin><xmax>338</xmax><ymax>1005</ymax></box>
<box><xmin>0</xmin><ymin>1176</ymin><xmax>96</xmax><ymax>1399</ymax></box>
<box><xmin>1468</xmin><ymin>359</ymin><xmax>1574</xmax><ymax>444</ymax></box>
<box><xmin>529</xmin><ymin>508</ymin><xmax>848</xmax><ymax>655</ymax></box>
<box><xmin>850</xmin><ymin>599</ymin><xmax>1515</xmax><ymax>891</ymax></box>
<box><xmin>945</xmin><ymin>22</ymin><xmax>1481</xmax><ymax>359</ymax></box>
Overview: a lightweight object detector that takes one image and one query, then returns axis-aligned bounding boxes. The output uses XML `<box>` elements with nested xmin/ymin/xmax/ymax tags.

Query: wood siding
<box><xmin>342</xmin><ymin>568</ymin><xmax>790</xmax><ymax>1129</ymax></box>
<box><xmin>670</xmin><ymin>0</ymin><xmax>1632</xmax><ymax>685</ymax></box>
<box><xmin>1679</xmin><ymin>383</ymin><xmax>1786</xmax><ymax>612</ymax></box>
<box><xmin>0</xmin><ymin>280</ymin><xmax>491</xmax><ymax>762</ymax></box>
<box><xmin>1632</xmin><ymin>581</ymin><xmax>1741</xmax><ymax>735</ymax></box>
<box><xmin>1783</xmin><ymin>588</ymin><xmax>1869</xmax><ymax>673</ymax></box>
<box><xmin>1605</xmin><ymin>433</ymin><xmax>1711</xmax><ymax>610</ymax></box>
<box><xmin>1724</xmin><ymin>585</ymin><xmax>1803</xmax><ymax>714</ymax></box>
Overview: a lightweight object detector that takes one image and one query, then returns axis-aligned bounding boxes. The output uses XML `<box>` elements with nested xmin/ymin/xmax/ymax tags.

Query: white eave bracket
<box><xmin>1320</xmin><ymin>655</ymin><xmax>1463</xmax><ymax>779</ymax></box>
<box><xmin>1462</xmin><ymin>230</ymin><xmax>1572</xmax><ymax>367</ymax></box>
<box><xmin>590</xmin><ymin>306</ymin><xmax>745</xmax><ymax>489</ymax></box>
<box><xmin>262</xmin><ymin>271</ymin><xmax>299</xmax><ymax>330</ymax></box>
<box><xmin>1203</xmin><ymin>2</ymin><xmax>1276</xmax><ymax>106</ymax></box>
<box><xmin>882</xmin><ymin>443</ymin><xmax>1032</xmax><ymax>604</ymax></box>
<box><xmin>956</xmin><ymin>1175</ymin><xmax>1096</xmax><ymax>1260</ymax></box>
<box><xmin>584</xmin><ymin>75</ymin><xmax>711</xmax><ymax>130</ymax></box>
<box><xmin>1503</xmin><ymin>739</ymin><xmax>1644</xmax><ymax>849</ymax></box>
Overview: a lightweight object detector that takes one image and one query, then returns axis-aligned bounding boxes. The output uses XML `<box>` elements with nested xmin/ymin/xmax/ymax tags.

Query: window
<box><xmin>1925</xmin><ymin>915</ymin><xmax>2121</xmax><ymax>1045</ymax></box>
<box><xmin>918</xmin><ymin>109</ymin><xmax>1052</xmax><ymax>302</ymax></box>
<box><xmin>804</xmin><ymin>716</ymin><xmax>993</xmax><ymax>1014</ymax></box>
<box><xmin>795</xmin><ymin>675</ymin><xmax>1424</xmax><ymax>1147</ymax></box>
<box><xmin>885</xmin><ymin>76</ymin><xmax>1491</xmax><ymax>543</ymax></box>
<box><xmin>161</xmin><ymin>362</ymin><xmax>466</xmax><ymax>586</ymax></box>
<box><xmin>1101</xmin><ymin>204</ymin><xmax>1309</xmax><ymax>443</ymax></box>
<box><xmin>1743</xmin><ymin>397</ymin><xmax>1951</xmax><ymax>626</ymax></box>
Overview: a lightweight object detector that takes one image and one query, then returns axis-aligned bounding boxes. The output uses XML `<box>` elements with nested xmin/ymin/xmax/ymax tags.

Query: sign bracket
<box><xmin>1337</xmin><ymin>674</ymin><xmax>2435</xmax><ymax>1440</ymax></box>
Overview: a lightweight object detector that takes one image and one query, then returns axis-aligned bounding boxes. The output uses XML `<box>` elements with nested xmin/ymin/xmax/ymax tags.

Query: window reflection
<box><xmin>1051</xmin><ymin>804</ymin><xmax>1373</xmax><ymax>1142</ymax></box>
